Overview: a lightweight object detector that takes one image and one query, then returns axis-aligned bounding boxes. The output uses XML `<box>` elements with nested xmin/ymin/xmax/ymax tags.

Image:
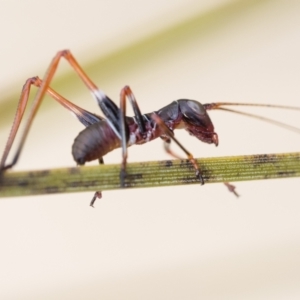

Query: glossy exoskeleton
<box><xmin>1</xmin><ymin>50</ymin><xmax>300</xmax><ymax>206</ymax></box>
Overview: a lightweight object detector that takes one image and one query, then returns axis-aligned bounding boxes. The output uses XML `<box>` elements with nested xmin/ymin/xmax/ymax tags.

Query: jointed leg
<box><xmin>1</xmin><ymin>78</ymin><xmax>34</xmax><ymax>170</ymax></box>
<box><xmin>0</xmin><ymin>76</ymin><xmax>102</xmax><ymax>171</ymax></box>
<box><xmin>151</xmin><ymin>113</ymin><xmax>204</xmax><ymax>185</ymax></box>
<box><xmin>1</xmin><ymin>49</ymin><xmax>126</xmax><ymax>171</ymax></box>
<box><xmin>153</xmin><ymin>114</ymin><xmax>239</xmax><ymax>196</ymax></box>
<box><xmin>0</xmin><ymin>49</ymin><xmax>111</xmax><ymax>171</ymax></box>
<box><xmin>90</xmin><ymin>157</ymin><xmax>105</xmax><ymax>207</ymax></box>
<box><xmin>224</xmin><ymin>182</ymin><xmax>239</xmax><ymax>197</ymax></box>
<box><xmin>118</xmin><ymin>85</ymin><xmax>147</xmax><ymax>186</ymax></box>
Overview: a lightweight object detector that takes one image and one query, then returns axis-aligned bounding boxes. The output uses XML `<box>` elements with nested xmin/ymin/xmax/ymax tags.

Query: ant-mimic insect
<box><xmin>1</xmin><ymin>50</ymin><xmax>299</xmax><ymax>206</ymax></box>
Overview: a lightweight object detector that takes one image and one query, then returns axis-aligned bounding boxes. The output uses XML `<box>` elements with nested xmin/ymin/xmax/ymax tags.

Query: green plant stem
<box><xmin>0</xmin><ymin>152</ymin><xmax>299</xmax><ymax>198</ymax></box>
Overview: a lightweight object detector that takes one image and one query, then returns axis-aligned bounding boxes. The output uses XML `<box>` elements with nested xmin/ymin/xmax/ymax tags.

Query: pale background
<box><xmin>0</xmin><ymin>0</ymin><xmax>300</xmax><ymax>299</ymax></box>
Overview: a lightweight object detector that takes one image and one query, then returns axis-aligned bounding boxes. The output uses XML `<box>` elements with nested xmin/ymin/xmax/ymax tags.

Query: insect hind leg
<box><xmin>0</xmin><ymin>76</ymin><xmax>104</xmax><ymax>172</ymax></box>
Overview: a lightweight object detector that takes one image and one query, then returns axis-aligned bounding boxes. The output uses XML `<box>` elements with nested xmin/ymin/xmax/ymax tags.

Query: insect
<box><xmin>1</xmin><ymin>50</ymin><xmax>300</xmax><ymax>206</ymax></box>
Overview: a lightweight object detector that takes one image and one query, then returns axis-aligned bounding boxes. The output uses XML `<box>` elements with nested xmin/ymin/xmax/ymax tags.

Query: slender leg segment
<box><xmin>118</xmin><ymin>86</ymin><xmax>147</xmax><ymax>186</ymax></box>
<box><xmin>224</xmin><ymin>182</ymin><xmax>239</xmax><ymax>197</ymax></box>
<box><xmin>151</xmin><ymin>113</ymin><xmax>204</xmax><ymax>185</ymax></box>
<box><xmin>0</xmin><ymin>76</ymin><xmax>102</xmax><ymax>171</ymax></box>
<box><xmin>0</xmin><ymin>78</ymin><xmax>35</xmax><ymax>170</ymax></box>
<box><xmin>0</xmin><ymin>49</ymin><xmax>109</xmax><ymax>171</ymax></box>
<box><xmin>153</xmin><ymin>114</ymin><xmax>240</xmax><ymax>195</ymax></box>
<box><xmin>90</xmin><ymin>85</ymin><xmax>148</xmax><ymax>202</ymax></box>
<box><xmin>1</xmin><ymin>49</ymin><xmax>126</xmax><ymax>171</ymax></box>
<box><xmin>89</xmin><ymin>156</ymin><xmax>106</xmax><ymax>207</ymax></box>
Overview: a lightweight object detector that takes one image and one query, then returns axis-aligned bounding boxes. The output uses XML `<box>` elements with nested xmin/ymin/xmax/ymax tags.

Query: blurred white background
<box><xmin>1</xmin><ymin>0</ymin><xmax>300</xmax><ymax>299</ymax></box>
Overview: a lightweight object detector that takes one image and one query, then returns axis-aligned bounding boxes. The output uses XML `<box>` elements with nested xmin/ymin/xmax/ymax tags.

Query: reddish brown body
<box><xmin>1</xmin><ymin>50</ymin><xmax>299</xmax><ymax>206</ymax></box>
<box><xmin>72</xmin><ymin>116</ymin><xmax>161</xmax><ymax>165</ymax></box>
<box><xmin>72</xmin><ymin>99</ymin><xmax>218</xmax><ymax>166</ymax></box>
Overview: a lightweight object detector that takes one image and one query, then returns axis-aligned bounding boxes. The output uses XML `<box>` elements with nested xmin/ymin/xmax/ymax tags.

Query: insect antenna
<box><xmin>203</xmin><ymin>102</ymin><xmax>300</xmax><ymax>134</ymax></box>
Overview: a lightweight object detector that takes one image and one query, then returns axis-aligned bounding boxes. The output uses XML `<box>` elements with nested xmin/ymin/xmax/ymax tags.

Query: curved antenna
<box><xmin>203</xmin><ymin>102</ymin><xmax>300</xmax><ymax>133</ymax></box>
<box><xmin>204</xmin><ymin>102</ymin><xmax>300</xmax><ymax>111</ymax></box>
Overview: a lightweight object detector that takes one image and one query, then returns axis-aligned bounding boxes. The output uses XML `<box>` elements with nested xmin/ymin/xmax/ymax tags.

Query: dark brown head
<box><xmin>177</xmin><ymin>99</ymin><xmax>218</xmax><ymax>146</ymax></box>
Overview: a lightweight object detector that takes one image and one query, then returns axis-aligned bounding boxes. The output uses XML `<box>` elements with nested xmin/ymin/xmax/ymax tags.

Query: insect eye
<box><xmin>179</xmin><ymin>99</ymin><xmax>206</xmax><ymax>120</ymax></box>
<box><xmin>186</xmin><ymin>100</ymin><xmax>206</xmax><ymax>115</ymax></box>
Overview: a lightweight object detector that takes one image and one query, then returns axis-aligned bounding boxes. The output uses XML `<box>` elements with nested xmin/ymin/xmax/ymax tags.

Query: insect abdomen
<box><xmin>72</xmin><ymin>121</ymin><xmax>121</xmax><ymax>165</ymax></box>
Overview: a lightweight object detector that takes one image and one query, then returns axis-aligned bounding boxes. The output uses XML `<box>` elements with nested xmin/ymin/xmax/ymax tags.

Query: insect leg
<box><xmin>1</xmin><ymin>49</ymin><xmax>111</xmax><ymax>172</ymax></box>
<box><xmin>45</xmin><ymin>50</ymin><xmax>137</xmax><ymax>143</ymax></box>
<box><xmin>38</xmin><ymin>50</ymin><xmax>122</xmax><ymax>132</ymax></box>
<box><xmin>161</xmin><ymin>135</ymin><xmax>239</xmax><ymax>195</ymax></box>
<box><xmin>32</xmin><ymin>78</ymin><xmax>103</xmax><ymax>127</ymax></box>
<box><xmin>224</xmin><ymin>182</ymin><xmax>239</xmax><ymax>197</ymax></box>
<box><xmin>160</xmin><ymin>136</ymin><xmax>182</xmax><ymax>159</ymax></box>
<box><xmin>118</xmin><ymin>86</ymin><xmax>147</xmax><ymax>186</ymax></box>
<box><xmin>151</xmin><ymin>113</ymin><xmax>204</xmax><ymax>185</ymax></box>
<box><xmin>85</xmin><ymin>84</ymin><xmax>146</xmax><ymax>189</ymax></box>
<box><xmin>0</xmin><ymin>76</ymin><xmax>102</xmax><ymax>171</ymax></box>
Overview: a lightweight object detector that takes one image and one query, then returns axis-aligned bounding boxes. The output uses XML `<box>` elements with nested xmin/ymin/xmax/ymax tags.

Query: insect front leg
<box><xmin>151</xmin><ymin>114</ymin><xmax>204</xmax><ymax>185</ymax></box>
<box><xmin>160</xmin><ymin>134</ymin><xmax>239</xmax><ymax>196</ymax></box>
